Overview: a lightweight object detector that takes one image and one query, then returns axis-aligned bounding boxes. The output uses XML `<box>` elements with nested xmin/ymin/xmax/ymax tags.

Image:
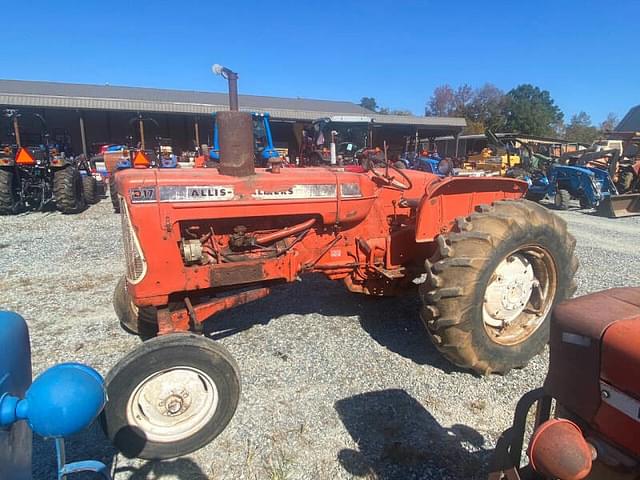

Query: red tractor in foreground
<box><xmin>99</xmin><ymin>71</ymin><xmax>578</xmax><ymax>460</ymax></box>
<box><xmin>489</xmin><ymin>287</ymin><xmax>640</xmax><ymax>480</ymax></box>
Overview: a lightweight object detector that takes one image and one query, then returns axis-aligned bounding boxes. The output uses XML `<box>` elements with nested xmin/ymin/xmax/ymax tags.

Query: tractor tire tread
<box><xmin>53</xmin><ymin>166</ymin><xmax>85</xmax><ymax>214</ymax></box>
<box><xmin>419</xmin><ymin>199</ymin><xmax>578</xmax><ymax>375</ymax></box>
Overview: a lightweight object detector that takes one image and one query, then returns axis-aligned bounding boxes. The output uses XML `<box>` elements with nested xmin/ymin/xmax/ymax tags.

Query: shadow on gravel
<box><xmin>113</xmin><ymin>457</ymin><xmax>209</xmax><ymax>479</ymax></box>
<box><xmin>203</xmin><ymin>274</ymin><xmax>467</xmax><ymax>374</ymax></box>
<box><xmin>335</xmin><ymin>389</ymin><xmax>492</xmax><ymax>480</ymax></box>
<box><xmin>32</xmin><ymin>422</ymin><xmax>208</xmax><ymax>479</ymax></box>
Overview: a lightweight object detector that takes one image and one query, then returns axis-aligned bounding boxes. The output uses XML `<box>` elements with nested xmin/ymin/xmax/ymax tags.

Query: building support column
<box><xmin>79</xmin><ymin>111</ymin><xmax>88</xmax><ymax>158</ymax></box>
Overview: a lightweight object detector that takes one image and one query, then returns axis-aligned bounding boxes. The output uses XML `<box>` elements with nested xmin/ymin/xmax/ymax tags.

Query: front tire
<box><xmin>553</xmin><ymin>189</ymin><xmax>571</xmax><ymax>210</ymax></box>
<box><xmin>0</xmin><ymin>168</ymin><xmax>18</xmax><ymax>214</ymax></box>
<box><xmin>420</xmin><ymin>200</ymin><xmax>578</xmax><ymax>375</ymax></box>
<box><xmin>113</xmin><ymin>276</ymin><xmax>158</xmax><ymax>337</ymax></box>
<box><xmin>100</xmin><ymin>334</ymin><xmax>241</xmax><ymax>459</ymax></box>
<box><xmin>82</xmin><ymin>175</ymin><xmax>99</xmax><ymax>204</ymax></box>
<box><xmin>109</xmin><ymin>173</ymin><xmax>120</xmax><ymax>213</ymax></box>
<box><xmin>53</xmin><ymin>166</ymin><xmax>86</xmax><ymax>213</ymax></box>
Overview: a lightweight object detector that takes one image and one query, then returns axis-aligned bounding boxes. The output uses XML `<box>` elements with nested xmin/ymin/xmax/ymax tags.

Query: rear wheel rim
<box><xmin>482</xmin><ymin>245</ymin><xmax>557</xmax><ymax>346</ymax></box>
<box><xmin>126</xmin><ymin>366</ymin><xmax>219</xmax><ymax>443</ymax></box>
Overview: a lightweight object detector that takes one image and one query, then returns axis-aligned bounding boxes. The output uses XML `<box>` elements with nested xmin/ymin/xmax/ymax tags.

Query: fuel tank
<box><xmin>546</xmin><ymin>287</ymin><xmax>640</xmax><ymax>457</ymax></box>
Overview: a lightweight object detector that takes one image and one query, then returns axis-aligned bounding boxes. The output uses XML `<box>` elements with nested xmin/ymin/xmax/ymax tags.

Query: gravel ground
<box><xmin>1</xmin><ymin>199</ymin><xmax>639</xmax><ymax>480</ymax></box>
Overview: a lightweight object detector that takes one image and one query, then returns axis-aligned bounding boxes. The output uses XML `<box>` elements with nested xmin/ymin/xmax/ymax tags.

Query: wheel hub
<box><xmin>484</xmin><ymin>254</ymin><xmax>535</xmax><ymax>327</ymax></box>
<box><xmin>159</xmin><ymin>390</ymin><xmax>191</xmax><ymax>416</ymax></box>
<box><xmin>127</xmin><ymin>366</ymin><xmax>219</xmax><ymax>443</ymax></box>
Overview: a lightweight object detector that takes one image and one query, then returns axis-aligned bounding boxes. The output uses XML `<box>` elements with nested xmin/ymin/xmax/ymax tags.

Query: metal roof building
<box><xmin>615</xmin><ymin>105</ymin><xmax>640</xmax><ymax>132</ymax></box>
<box><xmin>0</xmin><ymin>79</ymin><xmax>465</xmax><ymax>156</ymax></box>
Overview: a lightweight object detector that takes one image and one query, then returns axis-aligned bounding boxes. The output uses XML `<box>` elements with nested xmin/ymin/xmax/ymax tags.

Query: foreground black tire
<box><xmin>113</xmin><ymin>276</ymin><xmax>158</xmax><ymax>337</ymax></box>
<box><xmin>553</xmin><ymin>189</ymin><xmax>571</xmax><ymax>210</ymax></box>
<box><xmin>53</xmin><ymin>166</ymin><xmax>86</xmax><ymax>213</ymax></box>
<box><xmin>100</xmin><ymin>333</ymin><xmax>241</xmax><ymax>459</ymax></box>
<box><xmin>0</xmin><ymin>168</ymin><xmax>18</xmax><ymax>214</ymax></box>
<box><xmin>420</xmin><ymin>199</ymin><xmax>578</xmax><ymax>375</ymax></box>
<box><xmin>109</xmin><ymin>173</ymin><xmax>120</xmax><ymax>213</ymax></box>
<box><xmin>524</xmin><ymin>191</ymin><xmax>545</xmax><ymax>202</ymax></box>
<box><xmin>82</xmin><ymin>175</ymin><xmax>99</xmax><ymax>204</ymax></box>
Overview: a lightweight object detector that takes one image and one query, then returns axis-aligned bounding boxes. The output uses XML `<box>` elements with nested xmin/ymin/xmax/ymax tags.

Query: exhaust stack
<box><xmin>213</xmin><ymin>64</ymin><xmax>255</xmax><ymax>177</ymax></box>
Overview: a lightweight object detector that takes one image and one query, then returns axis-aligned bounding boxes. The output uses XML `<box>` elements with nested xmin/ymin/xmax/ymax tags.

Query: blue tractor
<box><xmin>514</xmin><ymin>148</ymin><xmax>619</xmax><ymax>211</ymax></box>
<box><xmin>209</xmin><ymin>112</ymin><xmax>279</xmax><ymax>166</ymax></box>
<box><xmin>0</xmin><ymin>311</ymin><xmax>110</xmax><ymax>479</ymax></box>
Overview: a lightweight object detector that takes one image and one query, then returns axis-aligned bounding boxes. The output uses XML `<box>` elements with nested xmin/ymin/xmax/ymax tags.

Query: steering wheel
<box><xmin>368</xmin><ymin>162</ymin><xmax>413</xmax><ymax>190</ymax></box>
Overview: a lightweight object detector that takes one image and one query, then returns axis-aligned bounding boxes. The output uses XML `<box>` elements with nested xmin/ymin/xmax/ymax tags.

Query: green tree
<box><xmin>359</xmin><ymin>97</ymin><xmax>378</xmax><ymax>112</ymax></box>
<box><xmin>466</xmin><ymin>83</ymin><xmax>507</xmax><ymax>132</ymax></box>
<box><xmin>565</xmin><ymin>111</ymin><xmax>600</xmax><ymax>144</ymax></box>
<box><xmin>504</xmin><ymin>84</ymin><xmax>564</xmax><ymax>136</ymax></box>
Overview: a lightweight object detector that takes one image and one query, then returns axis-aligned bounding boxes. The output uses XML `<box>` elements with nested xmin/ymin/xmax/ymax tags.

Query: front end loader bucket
<box><xmin>598</xmin><ymin>193</ymin><xmax>640</xmax><ymax>218</ymax></box>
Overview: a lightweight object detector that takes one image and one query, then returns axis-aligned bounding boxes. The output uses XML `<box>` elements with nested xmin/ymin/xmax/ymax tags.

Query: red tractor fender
<box><xmin>414</xmin><ymin>176</ymin><xmax>528</xmax><ymax>242</ymax></box>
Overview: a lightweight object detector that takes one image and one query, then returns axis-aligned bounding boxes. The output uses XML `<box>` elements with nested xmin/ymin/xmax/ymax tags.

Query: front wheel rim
<box><xmin>482</xmin><ymin>246</ymin><xmax>557</xmax><ymax>346</ymax></box>
<box><xmin>126</xmin><ymin>366</ymin><xmax>219</xmax><ymax>443</ymax></box>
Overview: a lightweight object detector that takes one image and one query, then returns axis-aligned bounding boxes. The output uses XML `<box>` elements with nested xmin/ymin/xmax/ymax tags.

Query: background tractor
<box><xmin>489</xmin><ymin>287</ymin><xmax>640</xmax><ymax>480</ymax></box>
<box><xmin>0</xmin><ymin>110</ymin><xmax>92</xmax><ymax>215</ymax></box>
<box><xmin>106</xmin><ymin>116</ymin><xmax>179</xmax><ymax>213</ymax></box>
<box><xmin>99</xmin><ymin>68</ymin><xmax>579</xmax><ymax>461</ymax></box>
<box><xmin>209</xmin><ymin>111</ymin><xmax>280</xmax><ymax>167</ymax></box>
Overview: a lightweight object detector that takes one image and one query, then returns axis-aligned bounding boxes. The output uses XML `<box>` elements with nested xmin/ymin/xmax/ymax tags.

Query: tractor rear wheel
<box><xmin>553</xmin><ymin>189</ymin><xmax>571</xmax><ymax>210</ymax></box>
<box><xmin>82</xmin><ymin>175</ymin><xmax>99</xmax><ymax>204</ymax></box>
<box><xmin>100</xmin><ymin>333</ymin><xmax>240</xmax><ymax>459</ymax></box>
<box><xmin>113</xmin><ymin>276</ymin><xmax>158</xmax><ymax>338</ymax></box>
<box><xmin>0</xmin><ymin>168</ymin><xmax>17</xmax><ymax>214</ymax></box>
<box><xmin>109</xmin><ymin>173</ymin><xmax>120</xmax><ymax>213</ymax></box>
<box><xmin>420</xmin><ymin>200</ymin><xmax>578</xmax><ymax>375</ymax></box>
<box><xmin>53</xmin><ymin>166</ymin><xmax>86</xmax><ymax>213</ymax></box>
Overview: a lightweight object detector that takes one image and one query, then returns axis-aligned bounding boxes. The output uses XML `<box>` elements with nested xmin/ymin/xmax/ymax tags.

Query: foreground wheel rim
<box><xmin>482</xmin><ymin>245</ymin><xmax>557</xmax><ymax>346</ymax></box>
<box><xmin>126</xmin><ymin>366</ymin><xmax>219</xmax><ymax>443</ymax></box>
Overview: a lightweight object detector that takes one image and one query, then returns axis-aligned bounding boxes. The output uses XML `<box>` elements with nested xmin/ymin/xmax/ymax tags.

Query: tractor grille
<box><xmin>120</xmin><ymin>197</ymin><xmax>147</xmax><ymax>283</ymax></box>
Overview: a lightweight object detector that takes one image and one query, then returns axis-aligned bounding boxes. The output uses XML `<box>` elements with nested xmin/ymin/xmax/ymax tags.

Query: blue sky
<box><xmin>3</xmin><ymin>0</ymin><xmax>638</xmax><ymax>124</ymax></box>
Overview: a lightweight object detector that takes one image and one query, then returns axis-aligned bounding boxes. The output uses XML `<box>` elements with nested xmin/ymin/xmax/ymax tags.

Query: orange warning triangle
<box><xmin>133</xmin><ymin>151</ymin><xmax>151</xmax><ymax>168</ymax></box>
<box><xmin>15</xmin><ymin>148</ymin><xmax>36</xmax><ymax>165</ymax></box>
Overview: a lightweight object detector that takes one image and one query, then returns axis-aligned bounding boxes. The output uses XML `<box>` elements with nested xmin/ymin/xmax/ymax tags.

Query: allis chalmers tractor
<box><xmin>100</xmin><ymin>68</ymin><xmax>577</xmax><ymax>460</ymax></box>
<box><xmin>489</xmin><ymin>287</ymin><xmax>640</xmax><ymax>480</ymax></box>
<box><xmin>0</xmin><ymin>110</ymin><xmax>91</xmax><ymax>214</ymax></box>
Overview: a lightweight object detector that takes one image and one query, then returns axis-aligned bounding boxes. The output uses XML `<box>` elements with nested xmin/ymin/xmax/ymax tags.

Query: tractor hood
<box><xmin>116</xmin><ymin>166</ymin><xmax>441</xmax><ymax>226</ymax></box>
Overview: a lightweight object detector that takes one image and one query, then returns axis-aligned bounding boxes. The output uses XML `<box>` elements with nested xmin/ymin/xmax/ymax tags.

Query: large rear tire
<box><xmin>100</xmin><ymin>333</ymin><xmax>241</xmax><ymax>459</ymax></box>
<box><xmin>0</xmin><ymin>168</ymin><xmax>17</xmax><ymax>215</ymax></box>
<box><xmin>113</xmin><ymin>276</ymin><xmax>158</xmax><ymax>338</ymax></box>
<box><xmin>420</xmin><ymin>199</ymin><xmax>578</xmax><ymax>375</ymax></box>
<box><xmin>109</xmin><ymin>173</ymin><xmax>120</xmax><ymax>213</ymax></box>
<box><xmin>82</xmin><ymin>175</ymin><xmax>99</xmax><ymax>204</ymax></box>
<box><xmin>53</xmin><ymin>166</ymin><xmax>86</xmax><ymax>214</ymax></box>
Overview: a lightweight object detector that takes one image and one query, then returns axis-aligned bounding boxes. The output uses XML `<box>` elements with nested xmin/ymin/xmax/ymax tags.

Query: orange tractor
<box><xmin>490</xmin><ymin>287</ymin><xmax>640</xmax><ymax>480</ymax></box>
<box><xmin>100</xmin><ymin>69</ymin><xmax>578</xmax><ymax>460</ymax></box>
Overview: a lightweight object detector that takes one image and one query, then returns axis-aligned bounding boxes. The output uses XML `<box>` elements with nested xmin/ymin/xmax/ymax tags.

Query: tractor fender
<box><xmin>415</xmin><ymin>176</ymin><xmax>527</xmax><ymax>242</ymax></box>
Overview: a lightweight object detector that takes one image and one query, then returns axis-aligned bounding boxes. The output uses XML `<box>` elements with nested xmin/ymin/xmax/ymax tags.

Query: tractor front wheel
<box><xmin>100</xmin><ymin>334</ymin><xmax>241</xmax><ymax>459</ymax></box>
<box><xmin>53</xmin><ymin>166</ymin><xmax>86</xmax><ymax>213</ymax></box>
<box><xmin>0</xmin><ymin>168</ymin><xmax>18</xmax><ymax>214</ymax></box>
<box><xmin>109</xmin><ymin>173</ymin><xmax>120</xmax><ymax>213</ymax></box>
<box><xmin>82</xmin><ymin>175</ymin><xmax>99</xmax><ymax>204</ymax></box>
<box><xmin>113</xmin><ymin>276</ymin><xmax>158</xmax><ymax>338</ymax></box>
<box><xmin>553</xmin><ymin>189</ymin><xmax>571</xmax><ymax>210</ymax></box>
<box><xmin>420</xmin><ymin>200</ymin><xmax>578</xmax><ymax>375</ymax></box>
